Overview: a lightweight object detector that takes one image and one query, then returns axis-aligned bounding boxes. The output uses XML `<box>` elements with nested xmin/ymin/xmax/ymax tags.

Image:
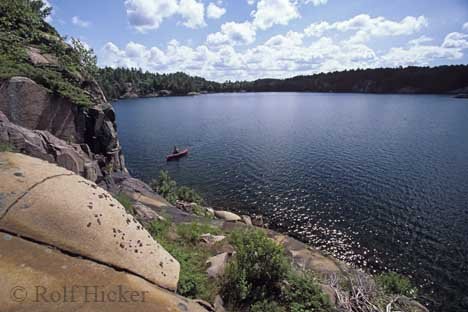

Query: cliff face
<box><xmin>0</xmin><ymin>1</ymin><xmax>126</xmax><ymax>184</ymax></box>
<box><xmin>0</xmin><ymin>74</ymin><xmax>127</xmax><ymax>183</ymax></box>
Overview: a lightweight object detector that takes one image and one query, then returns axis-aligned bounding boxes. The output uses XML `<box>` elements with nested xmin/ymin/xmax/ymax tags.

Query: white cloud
<box><xmin>124</xmin><ymin>0</ymin><xmax>205</xmax><ymax>32</ymax></box>
<box><xmin>442</xmin><ymin>32</ymin><xmax>468</xmax><ymax>49</ymax></box>
<box><xmin>381</xmin><ymin>32</ymin><xmax>468</xmax><ymax>67</ymax></box>
<box><xmin>100</xmin><ymin>19</ymin><xmax>467</xmax><ymax>82</ymax></box>
<box><xmin>304</xmin><ymin>21</ymin><xmax>331</xmax><ymax>37</ymax></box>
<box><xmin>207</xmin><ymin>3</ymin><xmax>226</xmax><ymax>19</ymax></box>
<box><xmin>463</xmin><ymin>22</ymin><xmax>468</xmax><ymax>31</ymax></box>
<box><xmin>72</xmin><ymin>16</ymin><xmax>91</xmax><ymax>28</ymax></box>
<box><xmin>381</xmin><ymin>45</ymin><xmax>462</xmax><ymax>67</ymax></box>
<box><xmin>408</xmin><ymin>35</ymin><xmax>433</xmax><ymax>46</ymax></box>
<box><xmin>207</xmin><ymin>21</ymin><xmax>256</xmax><ymax>46</ymax></box>
<box><xmin>247</xmin><ymin>0</ymin><xmax>256</xmax><ymax>5</ymax></box>
<box><xmin>304</xmin><ymin>14</ymin><xmax>428</xmax><ymax>43</ymax></box>
<box><xmin>178</xmin><ymin>0</ymin><xmax>206</xmax><ymax>28</ymax></box>
<box><xmin>251</xmin><ymin>0</ymin><xmax>300</xmax><ymax>30</ymax></box>
<box><xmin>304</xmin><ymin>0</ymin><xmax>328</xmax><ymax>6</ymax></box>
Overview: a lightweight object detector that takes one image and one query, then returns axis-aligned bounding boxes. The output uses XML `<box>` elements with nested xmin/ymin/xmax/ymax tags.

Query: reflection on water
<box><xmin>114</xmin><ymin>93</ymin><xmax>468</xmax><ymax>311</ymax></box>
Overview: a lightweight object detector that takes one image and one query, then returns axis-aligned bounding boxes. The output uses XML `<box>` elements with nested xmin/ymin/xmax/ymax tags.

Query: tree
<box><xmin>70</xmin><ymin>38</ymin><xmax>98</xmax><ymax>79</ymax></box>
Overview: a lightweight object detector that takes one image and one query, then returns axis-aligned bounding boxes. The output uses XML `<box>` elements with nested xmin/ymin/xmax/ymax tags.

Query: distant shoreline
<box><xmin>113</xmin><ymin>89</ymin><xmax>467</xmax><ymax>102</ymax></box>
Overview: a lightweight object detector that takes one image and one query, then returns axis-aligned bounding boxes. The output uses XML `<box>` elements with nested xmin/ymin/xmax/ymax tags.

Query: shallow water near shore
<box><xmin>113</xmin><ymin>92</ymin><xmax>468</xmax><ymax>311</ymax></box>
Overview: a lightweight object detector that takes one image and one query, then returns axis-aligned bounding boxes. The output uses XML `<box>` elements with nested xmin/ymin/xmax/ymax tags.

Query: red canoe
<box><xmin>166</xmin><ymin>149</ymin><xmax>189</xmax><ymax>161</ymax></box>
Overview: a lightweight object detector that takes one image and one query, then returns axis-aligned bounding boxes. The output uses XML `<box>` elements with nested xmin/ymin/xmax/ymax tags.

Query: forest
<box><xmin>96</xmin><ymin>65</ymin><xmax>468</xmax><ymax>100</ymax></box>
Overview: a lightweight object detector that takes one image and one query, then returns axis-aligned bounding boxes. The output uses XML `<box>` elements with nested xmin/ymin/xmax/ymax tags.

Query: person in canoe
<box><xmin>167</xmin><ymin>146</ymin><xmax>189</xmax><ymax>160</ymax></box>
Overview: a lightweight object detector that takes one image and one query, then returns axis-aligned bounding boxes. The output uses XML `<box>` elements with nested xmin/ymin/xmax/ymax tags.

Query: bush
<box><xmin>376</xmin><ymin>272</ymin><xmax>417</xmax><ymax>298</ymax></box>
<box><xmin>177</xmin><ymin>186</ymin><xmax>204</xmax><ymax>205</ymax></box>
<box><xmin>114</xmin><ymin>193</ymin><xmax>135</xmax><ymax>215</ymax></box>
<box><xmin>151</xmin><ymin>170</ymin><xmax>204</xmax><ymax>205</ymax></box>
<box><xmin>283</xmin><ymin>272</ymin><xmax>331</xmax><ymax>312</ymax></box>
<box><xmin>0</xmin><ymin>143</ymin><xmax>14</xmax><ymax>152</ymax></box>
<box><xmin>250</xmin><ymin>300</ymin><xmax>285</xmax><ymax>312</ymax></box>
<box><xmin>148</xmin><ymin>220</ymin><xmax>218</xmax><ymax>301</ymax></box>
<box><xmin>148</xmin><ymin>219</ymin><xmax>172</xmax><ymax>240</ymax></box>
<box><xmin>222</xmin><ymin>228</ymin><xmax>290</xmax><ymax>306</ymax></box>
<box><xmin>176</xmin><ymin>222</ymin><xmax>221</xmax><ymax>244</ymax></box>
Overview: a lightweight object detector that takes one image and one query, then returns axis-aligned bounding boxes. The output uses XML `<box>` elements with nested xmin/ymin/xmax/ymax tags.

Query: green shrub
<box><xmin>176</xmin><ymin>186</ymin><xmax>204</xmax><ymax>205</ymax></box>
<box><xmin>222</xmin><ymin>228</ymin><xmax>290</xmax><ymax>306</ymax></box>
<box><xmin>176</xmin><ymin>222</ymin><xmax>221</xmax><ymax>244</ymax></box>
<box><xmin>376</xmin><ymin>272</ymin><xmax>417</xmax><ymax>298</ymax></box>
<box><xmin>283</xmin><ymin>272</ymin><xmax>331</xmax><ymax>312</ymax></box>
<box><xmin>167</xmin><ymin>242</ymin><xmax>216</xmax><ymax>300</ymax></box>
<box><xmin>0</xmin><ymin>143</ymin><xmax>14</xmax><ymax>152</ymax></box>
<box><xmin>114</xmin><ymin>193</ymin><xmax>135</xmax><ymax>215</ymax></box>
<box><xmin>148</xmin><ymin>220</ymin><xmax>218</xmax><ymax>301</ymax></box>
<box><xmin>151</xmin><ymin>170</ymin><xmax>204</xmax><ymax>205</ymax></box>
<box><xmin>250</xmin><ymin>300</ymin><xmax>285</xmax><ymax>312</ymax></box>
<box><xmin>151</xmin><ymin>170</ymin><xmax>178</xmax><ymax>204</ymax></box>
<box><xmin>148</xmin><ymin>219</ymin><xmax>172</xmax><ymax>241</ymax></box>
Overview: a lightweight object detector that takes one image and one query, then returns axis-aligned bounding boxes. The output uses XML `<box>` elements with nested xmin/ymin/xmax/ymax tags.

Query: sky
<box><xmin>45</xmin><ymin>0</ymin><xmax>468</xmax><ymax>82</ymax></box>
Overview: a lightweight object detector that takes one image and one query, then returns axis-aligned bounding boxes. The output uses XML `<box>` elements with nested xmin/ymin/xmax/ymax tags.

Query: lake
<box><xmin>113</xmin><ymin>93</ymin><xmax>468</xmax><ymax>311</ymax></box>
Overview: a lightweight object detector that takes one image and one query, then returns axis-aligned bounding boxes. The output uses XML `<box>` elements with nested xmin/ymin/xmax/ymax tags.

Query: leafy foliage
<box><xmin>70</xmin><ymin>38</ymin><xmax>98</xmax><ymax>80</ymax></box>
<box><xmin>282</xmin><ymin>272</ymin><xmax>331</xmax><ymax>312</ymax></box>
<box><xmin>376</xmin><ymin>272</ymin><xmax>417</xmax><ymax>298</ymax></box>
<box><xmin>148</xmin><ymin>220</ymin><xmax>219</xmax><ymax>301</ymax></box>
<box><xmin>151</xmin><ymin>170</ymin><xmax>204</xmax><ymax>205</ymax></box>
<box><xmin>222</xmin><ymin>228</ymin><xmax>332</xmax><ymax>311</ymax></box>
<box><xmin>250</xmin><ymin>300</ymin><xmax>285</xmax><ymax>312</ymax></box>
<box><xmin>96</xmin><ymin>67</ymin><xmax>221</xmax><ymax>100</ymax></box>
<box><xmin>222</xmin><ymin>228</ymin><xmax>290</xmax><ymax>307</ymax></box>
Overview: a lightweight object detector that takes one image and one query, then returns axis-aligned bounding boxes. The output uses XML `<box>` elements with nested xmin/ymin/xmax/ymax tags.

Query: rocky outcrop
<box><xmin>0</xmin><ymin>152</ymin><xmax>179</xmax><ymax>291</ymax></box>
<box><xmin>0</xmin><ymin>233</ymin><xmax>207</xmax><ymax>312</ymax></box>
<box><xmin>0</xmin><ymin>76</ymin><xmax>126</xmax><ymax>180</ymax></box>
<box><xmin>0</xmin><ymin>111</ymin><xmax>101</xmax><ymax>181</ymax></box>
<box><xmin>26</xmin><ymin>46</ymin><xmax>59</xmax><ymax>66</ymax></box>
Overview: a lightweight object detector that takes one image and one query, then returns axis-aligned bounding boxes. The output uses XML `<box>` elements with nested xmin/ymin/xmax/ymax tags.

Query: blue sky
<box><xmin>46</xmin><ymin>0</ymin><xmax>468</xmax><ymax>81</ymax></box>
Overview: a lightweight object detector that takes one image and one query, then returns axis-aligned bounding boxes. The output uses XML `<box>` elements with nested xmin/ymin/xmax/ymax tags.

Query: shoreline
<box><xmin>112</xmin><ymin>89</ymin><xmax>464</xmax><ymax>102</ymax></box>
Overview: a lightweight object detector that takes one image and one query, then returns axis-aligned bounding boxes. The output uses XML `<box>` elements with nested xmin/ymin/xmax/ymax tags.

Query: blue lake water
<box><xmin>113</xmin><ymin>93</ymin><xmax>468</xmax><ymax>311</ymax></box>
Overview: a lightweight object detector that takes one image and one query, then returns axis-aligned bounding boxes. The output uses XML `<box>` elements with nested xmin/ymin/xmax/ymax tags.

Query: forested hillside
<box><xmin>97</xmin><ymin>65</ymin><xmax>468</xmax><ymax>100</ymax></box>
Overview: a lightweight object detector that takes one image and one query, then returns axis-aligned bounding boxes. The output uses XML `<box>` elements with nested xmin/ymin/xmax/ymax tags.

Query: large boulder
<box><xmin>0</xmin><ymin>232</ymin><xmax>207</xmax><ymax>312</ymax></box>
<box><xmin>206</xmin><ymin>252</ymin><xmax>230</xmax><ymax>278</ymax></box>
<box><xmin>0</xmin><ymin>152</ymin><xmax>179</xmax><ymax>291</ymax></box>
<box><xmin>214</xmin><ymin>211</ymin><xmax>241</xmax><ymax>222</ymax></box>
